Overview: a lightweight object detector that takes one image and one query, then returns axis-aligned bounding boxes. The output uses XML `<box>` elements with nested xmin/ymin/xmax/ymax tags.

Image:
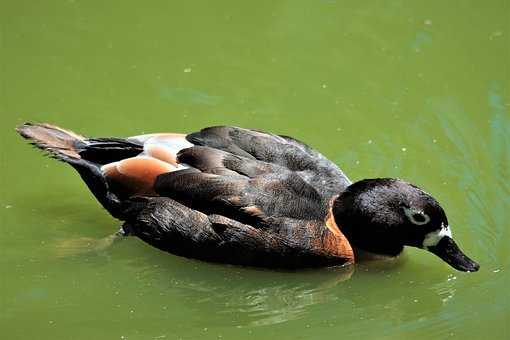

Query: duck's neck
<box><xmin>332</xmin><ymin>193</ymin><xmax>404</xmax><ymax>257</ymax></box>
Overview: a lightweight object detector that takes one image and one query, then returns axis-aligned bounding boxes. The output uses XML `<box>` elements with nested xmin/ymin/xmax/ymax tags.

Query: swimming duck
<box><xmin>17</xmin><ymin>123</ymin><xmax>479</xmax><ymax>272</ymax></box>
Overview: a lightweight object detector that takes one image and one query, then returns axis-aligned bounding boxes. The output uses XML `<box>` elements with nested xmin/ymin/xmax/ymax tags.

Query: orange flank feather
<box><xmin>102</xmin><ymin>156</ymin><xmax>175</xmax><ymax>196</ymax></box>
<box><xmin>100</xmin><ymin>132</ymin><xmax>193</xmax><ymax>196</ymax></box>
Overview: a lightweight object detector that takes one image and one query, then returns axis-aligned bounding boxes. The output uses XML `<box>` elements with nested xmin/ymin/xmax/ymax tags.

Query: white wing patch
<box><xmin>128</xmin><ymin>133</ymin><xmax>194</xmax><ymax>171</ymax></box>
<box><xmin>99</xmin><ymin>133</ymin><xmax>195</xmax><ymax>196</ymax></box>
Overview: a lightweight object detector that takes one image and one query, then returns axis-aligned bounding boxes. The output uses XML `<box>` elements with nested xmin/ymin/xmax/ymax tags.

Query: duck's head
<box><xmin>333</xmin><ymin>178</ymin><xmax>479</xmax><ymax>272</ymax></box>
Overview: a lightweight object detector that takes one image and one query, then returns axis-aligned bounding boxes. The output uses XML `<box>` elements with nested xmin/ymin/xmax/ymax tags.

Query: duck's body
<box><xmin>17</xmin><ymin>123</ymin><xmax>479</xmax><ymax>271</ymax></box>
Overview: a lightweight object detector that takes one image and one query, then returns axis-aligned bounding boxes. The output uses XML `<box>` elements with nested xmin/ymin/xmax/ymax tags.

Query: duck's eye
<box><xmin>404</xmin><ymin>208</ymin><xmax>430</xmax><ymax>225</ymax></box>
<box><xmin>412</xmin><ymin>213</ymin><xmax>427</xmax><ymax>223</ymax></box>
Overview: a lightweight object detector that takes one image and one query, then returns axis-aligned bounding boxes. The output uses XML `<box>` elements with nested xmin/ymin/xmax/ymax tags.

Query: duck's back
<box><xmin>122</xmin><ymin>126</ymin><xmax>351</xmax><ymax>199</ymax></box>
<box><xmin>186</xmin><ymin>126</ymin><xmax>352</xmax><ymax>197</ymax></box>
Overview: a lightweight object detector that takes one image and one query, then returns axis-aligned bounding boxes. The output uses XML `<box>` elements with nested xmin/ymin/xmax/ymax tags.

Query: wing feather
<box><xmin>185</xmin><ymin>126</ymin><xmax>351</xmax><ymax>196</ymax></box>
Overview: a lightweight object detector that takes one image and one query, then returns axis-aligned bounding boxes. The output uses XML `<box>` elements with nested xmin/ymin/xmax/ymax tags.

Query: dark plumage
<box><xmin>16</xmin><ymin>123</ymin><xmax>479</xmax><ymax>272</ymax></box>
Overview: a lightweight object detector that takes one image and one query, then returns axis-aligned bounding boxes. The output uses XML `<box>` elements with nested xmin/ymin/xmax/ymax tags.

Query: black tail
<box><xmin>16</xmin><ymin>123</ymin><xmax>140</xmax><ymax>219</ymax></box>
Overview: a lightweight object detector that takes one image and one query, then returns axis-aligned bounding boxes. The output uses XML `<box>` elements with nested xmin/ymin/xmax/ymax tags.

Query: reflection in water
<box><xmin>52</xmin><ymin>235</ymin><xmax>467</xmax><ymax>331</ymax></box>
<box><xmin>215</xmin><ymin>266</ymin><xmax>354</xmax><ymax>327</ymax></box>
<box><xmin>55</xmin><ymin>235</ymin><xmax>354</xmax><ymax>326</ymax></box>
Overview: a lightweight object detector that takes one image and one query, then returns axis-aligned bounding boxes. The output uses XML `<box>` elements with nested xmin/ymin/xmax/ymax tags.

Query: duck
<box><xmin>16</xmin><ymin>123</ymin><xmax>479</xmax><ymax>272</ymax></box>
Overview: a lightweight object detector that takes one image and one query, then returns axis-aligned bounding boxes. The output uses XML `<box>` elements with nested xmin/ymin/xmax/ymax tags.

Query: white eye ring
<box><xmin>404</xmin><ymin>208</ymin><xmax>430</xmax><ymax>225</ymax></box>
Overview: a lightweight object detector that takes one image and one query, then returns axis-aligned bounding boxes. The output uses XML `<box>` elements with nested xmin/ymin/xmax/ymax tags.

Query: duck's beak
<box><xmin>427</xmin><ymin>236</ymin><xmax>480</xmax><ymax>272</ymax></box>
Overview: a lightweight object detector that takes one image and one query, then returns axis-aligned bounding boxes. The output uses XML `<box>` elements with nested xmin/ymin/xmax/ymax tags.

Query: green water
<box><xmin>1</xmin><ymin>1</ymin><xmax>509</xmax><ymax>339</ymax></box>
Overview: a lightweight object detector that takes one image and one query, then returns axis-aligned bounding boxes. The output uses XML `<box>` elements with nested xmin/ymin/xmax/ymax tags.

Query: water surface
<box><xmin>1</xmin><ymin>1</ymin><xmax>509</xmax><ymax>339</ymax></box>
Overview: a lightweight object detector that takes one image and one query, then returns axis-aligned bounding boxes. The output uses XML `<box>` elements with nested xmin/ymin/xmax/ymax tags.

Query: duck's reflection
<box><xmin>126</xmin><ymin>243</ymin><xmax>458</xmax><ymax>328</ymax></box>
<box><xmin>132</xmin><ymin>245</ymin><xmax>357</xmax><ymax>327</ymax></box>
<box><xmin>54</xmin><ymin>235</ymin><xmax>461</xmax><ymax>329</ymax></box>
<box><xmin>209</xmin><ymin>265</ymin><xmax>355</xmax><ymax>326</ymax></box>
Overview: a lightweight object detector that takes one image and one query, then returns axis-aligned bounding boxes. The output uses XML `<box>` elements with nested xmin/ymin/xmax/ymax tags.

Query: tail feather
<box><xmin>16</xmin><ymin>122</ymin><xmax>86</xmax><ymax>162</ymax></box>
<box><xmin>16</xmin><ymin>122</ymin><xmax>127</xmax><ymax>219</ymax></box>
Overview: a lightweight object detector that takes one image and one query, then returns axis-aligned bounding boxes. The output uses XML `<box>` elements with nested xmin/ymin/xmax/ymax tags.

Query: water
<box><xmin>1</xmin><ymin>1</ymin><xmax>509</xmax><ymax>339</ymax></box>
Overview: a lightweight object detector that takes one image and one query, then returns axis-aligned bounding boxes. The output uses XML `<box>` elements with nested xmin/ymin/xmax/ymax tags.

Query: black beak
<box><xmin>427</xmin><ymin>236</ymin><xmax>480</xmax><ymax>272</ymax></box>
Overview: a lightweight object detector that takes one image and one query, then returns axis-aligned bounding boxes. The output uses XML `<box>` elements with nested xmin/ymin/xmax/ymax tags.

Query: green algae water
<box><xmin>1</xmin><ymin>1</ymin><xmax>509</xmax><ymax>339</ymax></box>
